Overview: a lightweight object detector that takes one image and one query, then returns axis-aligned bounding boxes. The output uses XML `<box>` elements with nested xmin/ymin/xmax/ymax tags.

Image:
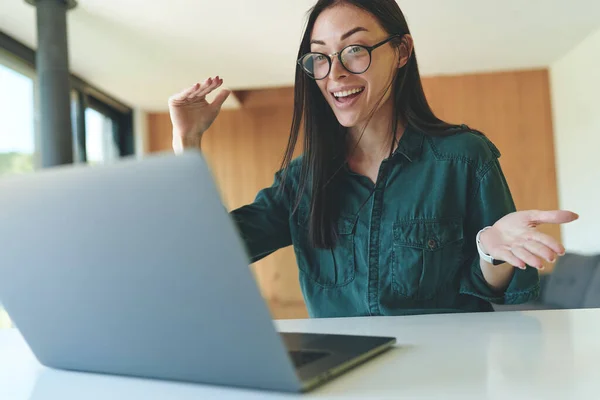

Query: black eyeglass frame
<box><xmin>297</xmin><ymin>34</ymin><xmax>403</xmax><ymax>80</ymax></box>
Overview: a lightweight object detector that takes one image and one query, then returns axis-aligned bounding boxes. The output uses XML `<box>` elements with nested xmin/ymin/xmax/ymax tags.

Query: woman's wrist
<box><xmin>173</xmin><ymin>131</ymin><xmax>203</xmax><ymax>153</ymax></box>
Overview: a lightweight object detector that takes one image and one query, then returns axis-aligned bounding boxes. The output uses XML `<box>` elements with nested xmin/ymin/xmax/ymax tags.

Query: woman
<box><xmin>168</xmin><ymin>0</ymin><xmax>577</xmax><ymax>317</ymax></box>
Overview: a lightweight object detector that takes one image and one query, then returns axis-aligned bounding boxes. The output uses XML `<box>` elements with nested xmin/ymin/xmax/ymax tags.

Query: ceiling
<box><xmin>2</xmin><ymin>0</ymin><xmax>600</xmax><ymax>111</ymax></box>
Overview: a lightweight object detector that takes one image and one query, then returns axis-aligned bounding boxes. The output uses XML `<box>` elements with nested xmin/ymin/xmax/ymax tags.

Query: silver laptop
<box><xmin>0</xmin><ymin>150</ymin><xmax>395</xmax><ymax>393</ymax></box>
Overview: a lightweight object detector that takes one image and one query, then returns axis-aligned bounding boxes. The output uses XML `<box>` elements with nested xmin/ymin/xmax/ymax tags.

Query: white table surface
<box><xmin>1</xmin><ymin>308</ymin><xmax>599</xmax><ymax>399</ymax></box>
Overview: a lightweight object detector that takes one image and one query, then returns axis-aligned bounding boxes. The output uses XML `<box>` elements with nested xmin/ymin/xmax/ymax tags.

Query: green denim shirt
<box><xmin>230</xmin><ymin>125</ymin><xmax>540</xmax><ymax>318</ymax></box>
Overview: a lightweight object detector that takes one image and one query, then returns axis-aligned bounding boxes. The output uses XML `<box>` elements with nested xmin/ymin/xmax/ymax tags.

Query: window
<box><xmin>0</xmin><ymin>31</ymin><xmax>134</xmax><ymax>169</ymax></box>
<box><xmin>85</xmin><ymin>107</ymin><xmax>119</xmax><ymax>165</ymax></box>
<box><xmin>0</xmin><ymin>59</ymin><xmax>36</xmax><ymax>177</ymax></box>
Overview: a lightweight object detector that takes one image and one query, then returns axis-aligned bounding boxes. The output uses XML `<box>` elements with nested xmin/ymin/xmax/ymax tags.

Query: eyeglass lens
<box><xmin>301</xmin><ymin>45</ymin><xmax>370</xmax><ymax>79</ymax></box>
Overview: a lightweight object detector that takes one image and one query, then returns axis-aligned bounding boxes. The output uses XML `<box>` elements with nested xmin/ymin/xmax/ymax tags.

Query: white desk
<box><xmin>1</xmin><ymin>309</ymin><xmax>599</xmax><ymax>399</ymax></box>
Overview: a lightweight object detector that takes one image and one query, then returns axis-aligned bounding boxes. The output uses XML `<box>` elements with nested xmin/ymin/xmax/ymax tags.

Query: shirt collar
<box><xmin>392</xmin><ymin>124</ymin><xmax>424</xmax><ymax>163</ymax></box>
<box><xmin>340</xmin><ymin>123</ymin><xmax>425</xmax><ymax>175</ymax></box>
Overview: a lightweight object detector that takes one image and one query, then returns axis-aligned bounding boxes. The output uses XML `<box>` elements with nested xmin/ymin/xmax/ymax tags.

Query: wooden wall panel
<box><xmin>147</xmin><ymin>113</ymin><xmax>173</xmax><ymax>153</ymax></box>
<box><xmin>147</xmin><ymin>68</ymin><xmax>559</xmax><ymax>319</ymax></box>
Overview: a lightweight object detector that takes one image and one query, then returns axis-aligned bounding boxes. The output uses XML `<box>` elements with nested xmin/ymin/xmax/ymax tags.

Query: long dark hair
<box><xmin>280</xmin><ymin>0</ymin><xmax>460</xmax><ymax>249</ymax></box>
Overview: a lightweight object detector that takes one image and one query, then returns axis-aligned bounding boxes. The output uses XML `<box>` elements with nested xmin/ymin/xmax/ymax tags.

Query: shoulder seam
<box><xmin>425</xmin><ymin>133</ymin><xmax>499</xmax><ymax>176</ymax></box>
<box><xmin>475</xmin><ymin>158</ymin><xmax>496</xmax><ymax>181</ymax></box>
<box><xmin>425</xmin><ymin>135</ymin><xmax>478</xmax><ymax>167</ymax></box>
<box><xmin>467</xmin><ymin>158</ymin><xmax>499</xmax><ymax>206</ymax></box>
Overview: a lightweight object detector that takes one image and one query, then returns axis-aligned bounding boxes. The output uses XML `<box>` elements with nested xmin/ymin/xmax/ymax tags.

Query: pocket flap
<box><xmin>393</xmin><ymin>218</ymin><xmax>464</xmax><ymax>250</ymax></box>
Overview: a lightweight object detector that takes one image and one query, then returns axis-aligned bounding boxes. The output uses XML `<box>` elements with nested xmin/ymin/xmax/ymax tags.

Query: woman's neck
<box><xmin>346</xmin><ymin>101</ymin><xmax>405</xmax><ymax>165</ymax></box>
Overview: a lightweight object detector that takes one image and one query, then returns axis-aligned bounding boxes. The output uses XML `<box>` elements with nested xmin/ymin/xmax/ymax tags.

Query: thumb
<box><xmin>211</xmin><ymin>89</ymin><xmax>231</xmax><ymax>109</ymax></box>
<box><xmin>528</xmin><ymin>210</ymin><xmax>579</xmax><ymax>225</ymax></box>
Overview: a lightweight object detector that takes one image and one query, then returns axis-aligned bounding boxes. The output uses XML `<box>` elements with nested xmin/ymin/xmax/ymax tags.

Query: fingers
<box><xmin>493</xmin><ymin>231</ymin><xmax>566</xmax><ymax>271</ymax></box>
<box><xmin>191</xmin><ymin>76</ymin><xmax>223</xmax><ymax>99</ymax></box>
<box><xmin>168</xmin><ymin>76</ymin><xmax>225</xmax><ymax>105</ymax></box>
<box><xmin>168</xmin><ymin>82</ymin><xmax>200</xmax><ymax>104</ymax></box>
<box><xmin>492</xmin><ymin>242</ymin><xmax>557</xmax><ymax>270</ymax></box>
<box><xmin>528</xmin><ymin>210</ymin><xmax>579</xmax><ymax>225</ymax></box>
<box><xmin>510</xmin><ymin>244</ymin><xmax>544</xmax><ymax>270</ymax></box>
<box><xmin>187</xmin><ymin>77</ymin><xmax>214</xmax><ymax>98</ymax></box>
<box><xmin>522</xmin><ymin>240</ymin><xmax>557</xmax><ymax>264</ymax></box>
<box><xmin>493</xmin><ymin>246</ymin><xmax>526</xmax><ymax>270</ymax></box>
<box><xmin>524</xmin><ymin>231</ymin><xmax>565</xmax><ymax>255</ymax></box>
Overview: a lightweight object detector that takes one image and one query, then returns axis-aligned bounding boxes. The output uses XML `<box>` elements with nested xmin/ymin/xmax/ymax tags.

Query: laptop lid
<box><xmin>0</xmin><ymin>151</ymin><xmax>302</xmax><ymax>392</ymax></box>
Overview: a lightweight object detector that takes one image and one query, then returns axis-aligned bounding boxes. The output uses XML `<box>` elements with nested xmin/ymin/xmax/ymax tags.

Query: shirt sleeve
<box><xmin>460</xmin><ymin>157</ymin><xmax>541</xmax><ymax>305</ymax></box>
<box><xmin>229</xmin><ymin>169</ymin><xmax>293</xmax><ymax>264</ymax></box>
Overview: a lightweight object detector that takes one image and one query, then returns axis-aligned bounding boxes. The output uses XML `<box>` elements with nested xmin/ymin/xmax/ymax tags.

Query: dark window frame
<box><xmin>0</xmin><ymin>29</ymin><xmax>134</xmax><ymax>161</ymax></box>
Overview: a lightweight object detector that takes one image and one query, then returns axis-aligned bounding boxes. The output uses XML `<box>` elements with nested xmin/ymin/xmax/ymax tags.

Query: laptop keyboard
<box><xmin>288</xmin><ymin>350</ymin><xmax>329</xmax><ymax>368</ymax></box>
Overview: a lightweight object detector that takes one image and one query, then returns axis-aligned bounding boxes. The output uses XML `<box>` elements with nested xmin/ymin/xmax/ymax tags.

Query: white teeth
<box><xmin>333</xmin><ymin>87</ymin><xmax>364</xmax><ymax>98</ymax></box>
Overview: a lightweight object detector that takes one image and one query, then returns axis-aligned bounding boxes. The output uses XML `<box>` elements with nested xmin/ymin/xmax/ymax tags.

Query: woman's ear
<box><xmin>398</xmin><ymin>34</ymin><xmax>414</xmax><ymax>68</ymax></box>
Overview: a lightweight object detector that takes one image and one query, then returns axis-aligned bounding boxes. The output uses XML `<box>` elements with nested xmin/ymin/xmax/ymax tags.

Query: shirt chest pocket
<box><xmin>294</xmin><ymin>209</ymin><xmax>357</xmax><ymax>288</ymax></box>
<box><xmin>392</xmin><ymin>218</ymin><xmax>464</xmax><ymax>300</ymax></box>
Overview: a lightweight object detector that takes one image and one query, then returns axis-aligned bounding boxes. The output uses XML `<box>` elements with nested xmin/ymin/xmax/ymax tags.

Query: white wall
<box><xmin>550</xmin><ymin>27</ymin><xmax>600</xmax><ymax>255</ymax></box>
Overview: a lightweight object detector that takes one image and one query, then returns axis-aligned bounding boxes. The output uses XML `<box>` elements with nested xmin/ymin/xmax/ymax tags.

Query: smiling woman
<box><xmin>167</xmin><ymin>0</ymin><xmax>578</xmax><ymax>318</ymax></box>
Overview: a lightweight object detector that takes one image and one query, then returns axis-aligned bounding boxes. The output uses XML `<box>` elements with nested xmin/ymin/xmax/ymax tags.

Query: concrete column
<box><xmin>25</xmin><ymin>0</ymin><xmax>78</xmax><ymax>167</ymax></box>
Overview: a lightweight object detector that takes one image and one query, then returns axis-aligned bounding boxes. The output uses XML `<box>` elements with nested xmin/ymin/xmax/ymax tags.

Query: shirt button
<box><xmin>427</xmin><ymin>239</ymin><xmax>436</xmax><ymax>249</ymax></box>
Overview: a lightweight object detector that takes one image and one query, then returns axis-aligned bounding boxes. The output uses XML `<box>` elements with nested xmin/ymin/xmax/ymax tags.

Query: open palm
<box><xmin>168</xmin><ymin>76</ymin><xmax>231</xmax><ymax>151</ymax></box>
<box><xmin>480</xmin><ymin>210</ymin><xmax>579</xmax><ymax>269</ymax></box>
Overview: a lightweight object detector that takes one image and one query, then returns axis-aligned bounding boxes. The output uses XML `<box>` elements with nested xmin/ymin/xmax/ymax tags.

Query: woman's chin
<box><xmin>333</xmin><ymin>112</ymin><xmax>362</xmax><ymax>128</ymax></box>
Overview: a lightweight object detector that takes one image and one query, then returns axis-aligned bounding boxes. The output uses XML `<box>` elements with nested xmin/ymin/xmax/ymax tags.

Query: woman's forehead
<box><xmin>310</xmin><ymin>5</ymin><xmax>385</xmax><ymax>43</ymax></box>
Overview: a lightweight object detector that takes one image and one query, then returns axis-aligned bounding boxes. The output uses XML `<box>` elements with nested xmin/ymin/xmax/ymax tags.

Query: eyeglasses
<box><xmin>297</xmin><ymin>34</ymin><xmax>401</xmax><ymax>80</ymax></box>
